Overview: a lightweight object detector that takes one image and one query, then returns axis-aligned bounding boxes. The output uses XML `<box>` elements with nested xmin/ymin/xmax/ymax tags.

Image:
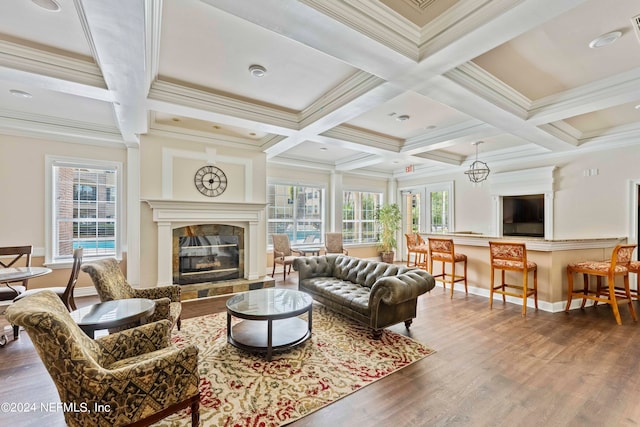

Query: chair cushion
<box><xmin>493</xmin><ymin>259</ymin><xmax>537</xmax><ymax>270</ymax></box>
<box><xmin>13</xmin><ymin>287</ymin><xmax>66</xmax><ymax>302</ymax></box>
<box><xmin>568</xmin><ymin>261</ymin><xmax>627</xmax><ymax>273</ymax></box>
<box><xmin>431</xmin><ymin>253</ymin><xmax>467</xmax><ymax>262</ymax></box>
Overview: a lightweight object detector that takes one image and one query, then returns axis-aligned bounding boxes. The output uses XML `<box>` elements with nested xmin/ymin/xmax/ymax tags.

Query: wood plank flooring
<box><xmin>3</xmin><ymin>273</ymin><xmax>640</xmax><ymax>426</ymax></box>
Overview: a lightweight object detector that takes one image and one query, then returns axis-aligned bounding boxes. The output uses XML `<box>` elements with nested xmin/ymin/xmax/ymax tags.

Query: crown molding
<box><xmin>300</xmin><ymin>0</ymin><xmax>419</xmax><ymax>60</ymax></box>
<box><xmin>0</xmin><ymin>111</ymin><xmax>124</xmax><ymax>145</ymax></box>
<box><xmin>299</xmin><ymin>71</ymin><xmax>385</xmax><ymax>128</ymax></box>
<box><xmin>0</xmin><ymin>40</ymin><xmax>104</xmax><ymax>88</ymax></box>
<box><xmin>445</xmin><ymin>62</ymin><xmax>531</xmax><ymax>119</ymax></box>
<box><xmin>402</xmin><ymin>119</ymin><xmax>497</xmax><ymax>154</ymax></box>
<box><xmin>527</xmin><ymin>67</ymin><xmax>640</xmax><ymax>125</ymax></box>
<box><xmin>144</xmin><ymin>0</ymin><xmax>163</xmax><ymax>92</ymax></box>
<box><xmin>148</xmin><ymin>79</ymin><xmax>300</xmax><ymax>132</ymax></box>
<box><xmin>321</xmin><ymin>124</ymin><xmax>402</xmax><ymax>151</ymax></box>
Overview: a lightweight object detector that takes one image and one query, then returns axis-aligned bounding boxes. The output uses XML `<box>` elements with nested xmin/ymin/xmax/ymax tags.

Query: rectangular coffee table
<box><xmin>226</xmin><ymin>288</ymin><xmax>313</xmax><ymax>361</ymax></box>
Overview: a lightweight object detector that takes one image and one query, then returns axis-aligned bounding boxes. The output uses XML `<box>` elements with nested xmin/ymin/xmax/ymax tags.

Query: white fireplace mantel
<box><xmin>144</xmin><ymin>199</ymin><xmax>267</xmax><ymax>285</ymax></box>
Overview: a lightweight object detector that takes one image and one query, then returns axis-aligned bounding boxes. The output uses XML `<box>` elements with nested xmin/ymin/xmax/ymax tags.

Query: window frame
<box><xmin>426</xmin><ymin>181</ymin><xmax>455</xmax><ymax>233</ymax></box>
<box><xmin>266</xmin><ymin>181</ymin><xmax>326</xmax><ymax>247</ymax></box>
<box><xmin>45</xmin><ymin>155</ymin><xmax>123</xmax><ymax>266</ymax></box>
<box><xmin>342</xmin><ymin>189</ymin><xmax>383</xmax><ymax>244</ymax></box>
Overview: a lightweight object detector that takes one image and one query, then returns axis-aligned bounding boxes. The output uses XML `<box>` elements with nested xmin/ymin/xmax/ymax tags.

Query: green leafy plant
<box><xmin>375</xmin><ymin>203</ymin><xmax>401</xmax><ymax>257</ymax></box>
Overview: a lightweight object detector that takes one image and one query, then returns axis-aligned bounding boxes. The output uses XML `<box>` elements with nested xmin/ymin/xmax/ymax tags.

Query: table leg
<box><xmin>226</xmin><ymin>312</ymin><xmax>231</xmax><ymax>343</ymax></box>
<box><xmin>267</xmin><ymin>319</ymin><xmax>273</xmax><ymax>361</ymax></box>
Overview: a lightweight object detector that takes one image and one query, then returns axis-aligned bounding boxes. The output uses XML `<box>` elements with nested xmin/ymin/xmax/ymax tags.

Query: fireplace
<box><xmin>144</xmin><ymin>200</ymin><xmax>268</xmax><ymax>287</ymax></box>
<box><xmin>173</xmin><ymin>225</ymin><xmax>243</xmax><ymax>284</ymax></box>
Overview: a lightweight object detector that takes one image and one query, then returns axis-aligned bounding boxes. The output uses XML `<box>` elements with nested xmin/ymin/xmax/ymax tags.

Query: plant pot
<box><xmin>380</xmin><ymin>251</ymin><xmax>394</xmax><ymax>263</ymax></box>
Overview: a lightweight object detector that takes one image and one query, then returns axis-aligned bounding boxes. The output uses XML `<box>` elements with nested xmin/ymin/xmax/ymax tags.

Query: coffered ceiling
<box><xmin>1</xmin><ymin>0</ymin><xmax>639</xmax><ymax>178</ymax></box>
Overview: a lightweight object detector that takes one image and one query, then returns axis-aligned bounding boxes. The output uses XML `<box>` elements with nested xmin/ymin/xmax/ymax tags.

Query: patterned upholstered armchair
<box><xmin>5</xmin><ymin>291</ymin><xmax>200</xmax><ymax>427</ymax></box>
<box><xmin>324</xmin><ymin>232</ymin><xmax>348</xmax><ymax>255</ymax></box>
<box><xmin>81</xmin><ymin>258</ymin><xmax>182</xmax><ymax>330</ymax></box>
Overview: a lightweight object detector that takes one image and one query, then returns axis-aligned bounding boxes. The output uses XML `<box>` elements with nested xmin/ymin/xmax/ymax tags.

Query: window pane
<box><xmin>268</xmin><ymin>183</ymin><xmax>324</xmax><ymax>245</ymax></box>
<box><xmin>342</xmin><ymin>191</ymin><xmax>382</xmax><ymax>243</ymax></box>
<box><xmin>54</xmin><ymin>165</ymin><xmax>117</xmax><ymax>259</ymax></box>
<box><xmin>430</xmin><ymin>190</ymin><xmax>449</xmax><ymax>232</ymax></box>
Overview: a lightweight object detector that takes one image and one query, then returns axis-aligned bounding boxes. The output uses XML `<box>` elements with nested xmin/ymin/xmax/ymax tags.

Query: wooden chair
<box><xmin>324</xmin><ymin>232</ymin><xmax>348</xmax><ymax>255</ymax></box>
<box><xmin>12</xmin><ymin>248</ymin><xmax>83</xmax><ymax>339</ymax></box>
<box><xmin>428</xmin><ymin>237</ymin><xmax>467</xmax><ymax>298</ymax></box>
<box><xmin>565</xmin><ymin>244</ymin><xmax>637</xmax><ymax>325</ymax></box>
<box><xmin>405</xmin><ymin>233</ymin><xmax>428</xmax><ymax>268</ymax></box>
<box><xmin>271</xmin><ymin>234</ymin><xmax>301</xmax><ymax>279</ymax></box>
<box><xmin>0</xmin><ymin>245</ymin><xmax>32</xmax><ymax>301</ymax></box>
<box><xmin>489</xmin><ymin>241</ymin><xmax>537</xmax><ymax>316</ymax></box>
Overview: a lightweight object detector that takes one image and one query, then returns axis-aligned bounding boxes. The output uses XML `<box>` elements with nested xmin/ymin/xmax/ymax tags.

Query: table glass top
<box><xmin>0</xmin><ymin>266</ymin><xmax>52</xmax><ymax>282</ymax></box>
<box><xmin>71</xmin><ymin>298</ymin><xmax>155</xmax><ymax>326</ymax></box>
<box><xmin>226</xmin><ymin>288</ymin><xmax>312</xmax><ymax>317</ymax></box>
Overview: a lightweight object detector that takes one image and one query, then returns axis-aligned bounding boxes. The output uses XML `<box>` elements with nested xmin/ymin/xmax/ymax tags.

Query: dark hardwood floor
<box><xmin>3</xmin><ymin>273</ymin><xmax>640</xmax><ymax>426</ymax></box>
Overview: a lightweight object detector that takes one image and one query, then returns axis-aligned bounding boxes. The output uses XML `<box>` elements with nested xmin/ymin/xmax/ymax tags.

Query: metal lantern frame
<box><xmin>464</xmin><ymin>141</ymin><xmax>490</xmax><ymax>183</ymax></box>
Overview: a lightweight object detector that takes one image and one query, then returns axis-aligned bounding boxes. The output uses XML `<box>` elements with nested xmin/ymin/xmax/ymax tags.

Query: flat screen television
<box><xmin>502</xmin><ymin>194</ymin><xmax>544</xmax><ymax>237</ymax></box>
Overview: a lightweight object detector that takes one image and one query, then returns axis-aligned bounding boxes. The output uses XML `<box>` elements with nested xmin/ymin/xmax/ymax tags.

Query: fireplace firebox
<box><xmin>173</xmin><ymin>225</ymin><xmax>244</xmax><ymax>285</ymax></box>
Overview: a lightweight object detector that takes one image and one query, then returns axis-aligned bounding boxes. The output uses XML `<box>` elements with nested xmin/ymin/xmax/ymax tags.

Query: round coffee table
<box><xmin>226</xmin><ymin>288</ymin><xmax>313</xmax><ymax>361</ymax></box>
<box><xmin>70</xmin><ymin>298</ymin><xmax>156</xmax><ymax>338</ymax></box>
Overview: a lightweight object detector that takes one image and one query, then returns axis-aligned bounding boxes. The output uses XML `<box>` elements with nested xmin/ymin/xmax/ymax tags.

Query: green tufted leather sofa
<box><xmin>294</xmin><ymin>254</ymin><xmax>435</xmax><ymax>338</ymax></box>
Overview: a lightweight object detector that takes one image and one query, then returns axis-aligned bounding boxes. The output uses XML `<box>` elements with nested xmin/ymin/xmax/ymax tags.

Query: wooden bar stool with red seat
<box><xmin>428</xmin><ymin>237</ymin><xmax>467</xmax><ymax>298</ymax></box>
<box><xmin>565</xmin><ymin>244</ymin><xmax>637</xmax><ymax>325</ymax></box>
<box><xmin>489</xmin><ymin>241</ymin><xmax>537</xmax><ymax>316</ymax></box>
<box><xmin>405</xmin><ymin>233</ymin><xmax>429</xmax><ymax>269</ymax></box>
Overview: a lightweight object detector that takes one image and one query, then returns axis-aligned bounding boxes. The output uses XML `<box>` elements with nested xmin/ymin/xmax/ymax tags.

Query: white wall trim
<box><xmin>161</xmin><ymin>147</ymin><xmax>253</xmax><ymax>201</ymax></box>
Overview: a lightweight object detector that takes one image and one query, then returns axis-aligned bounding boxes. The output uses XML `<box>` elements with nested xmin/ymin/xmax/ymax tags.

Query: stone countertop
<box><xmin>420</xmin><ymin>232</ymin><xmax>627</xmax><ymax>251</ymax></box>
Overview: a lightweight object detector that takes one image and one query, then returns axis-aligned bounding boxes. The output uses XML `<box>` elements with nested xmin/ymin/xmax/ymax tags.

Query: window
<box><xmin>267</xmin><ymin>183</ymin><xmax>324</xmax><ymax>245</ymax></box>
<box><xmin>47</xmin><ymin>157</ymin><xmax>121</xmax><ymax>263</ymax></box>
<box><xmin>427</xmin><ymin>182</ymin><xmax>454</xmax><ymax>233</ymax></box>
<box><xmin>342</xmin><ymin>190</ymin><xmax>382</xmax><ymax>243</ymax></box>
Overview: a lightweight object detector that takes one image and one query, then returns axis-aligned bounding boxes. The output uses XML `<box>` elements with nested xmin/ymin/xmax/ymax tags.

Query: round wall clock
<box><xmin>194</xmin><ymin>165</ymin><xmax>227</xmax><ymax>197</ymax></box>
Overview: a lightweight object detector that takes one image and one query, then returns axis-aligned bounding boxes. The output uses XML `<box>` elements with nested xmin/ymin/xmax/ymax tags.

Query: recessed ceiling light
<box><xmin>425</xmin><ymin>125</ymin><xmax>437</xmax><ymax>130</ymax></box>
<box><xmin>172</xmin><ymin>117</ymin><xmax>181</xmax><ymax>122</ymax></box>
<box><xmin>9</xmin><ymin>89</ymin><xmax>32</xmax><ymax>98</ymax></box>
<box><xmin>320</xmin><ymin>147</ymin><xmax>328</xmax><ymax>151</ymax></box>
<box><xmin>635</xmin><ymin>104</ymin><xmax>640</xmax><ymax>110</ymax></box>
<box><xmin>31</xmin><ymin>0</ymin><xmax>61</xmax><ymax>11</ymax></box>
<box><xmin>212</xmin><ymin>125</ymin><xmax>221</xmax><ymax>129</ymax></box>
<box><xmin>396</xmin><ymin>114</ymin><xmax>410</xmax><ymax>122</ymax></box>
<box><xmin>588</xmin><ymin>31</ymin><xmax>622</xmax><ymax>48</ymax></box>
<box><xmin>249</xmin><ymin>132</ymin><xmax>256</xmax><ymax>136</ymax></box>
<box><xmin>248</xmin><ymin>64</ymin><xmax>267</xmax><ymax>78</ymax></box>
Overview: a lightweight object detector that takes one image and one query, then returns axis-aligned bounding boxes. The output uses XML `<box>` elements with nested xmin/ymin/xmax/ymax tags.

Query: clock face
<box><xmin>194</xmin><ymin>165</ymin><xmax>227</xmax><ymax>197</ymax></box>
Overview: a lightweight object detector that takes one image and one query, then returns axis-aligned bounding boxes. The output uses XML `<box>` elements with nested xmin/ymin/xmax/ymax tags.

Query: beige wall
<box><xmin>0</xmin><ymin>134</ymin><xmax>127</xmax><ymax>290</ymax></box>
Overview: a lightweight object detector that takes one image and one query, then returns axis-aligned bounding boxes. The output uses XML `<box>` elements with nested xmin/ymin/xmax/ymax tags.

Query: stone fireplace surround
<box><xmin>144</xmin><ymin>200</ymin><xmax>268</xmax><ymax>287</ymax></box>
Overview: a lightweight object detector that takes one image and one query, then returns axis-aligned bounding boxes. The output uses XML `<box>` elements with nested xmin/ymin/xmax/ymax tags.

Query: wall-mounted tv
<box><xmin>503</xmin><ymin>194</ymin><xmax>544</xmax><ymax>237</ymax></box>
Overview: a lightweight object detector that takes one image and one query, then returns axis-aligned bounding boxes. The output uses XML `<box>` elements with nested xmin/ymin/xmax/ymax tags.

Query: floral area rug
<box><xmin>154</xmin><ymin>304</ymin><xmax>435</xmax><ymax>427</ymax></box>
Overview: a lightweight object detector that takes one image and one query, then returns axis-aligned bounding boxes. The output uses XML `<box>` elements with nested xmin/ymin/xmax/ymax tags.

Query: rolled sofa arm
<box><xmin>293</xmin><ymin>255</ymin><xmax>337</xmax><ymax>279</ymax></box>
<box><xmin>369</xmin><ymin>269</ymin><xmax>435</xmax><ymax>305</ymax></box>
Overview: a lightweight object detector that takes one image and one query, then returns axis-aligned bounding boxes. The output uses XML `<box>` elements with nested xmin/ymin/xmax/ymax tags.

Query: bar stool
<box><xmin>428</xmin><ymin>237</ymin><xmax>467</xmax><ymax>298</ymax></box>
<box><xmin>628</xmin><ymin>260</ymin><xmax>640</xmax><ymax>300</ymax></box>
<box><xmin>565</xmin><ymin>244</ymin><xmax>637</xmax><ymax>325</ymax></box>
<box><xmin>405</xmin><ymin>233</ymin><xmax>428</xmax><ymax>269</ymax></box>
<box><xmin>489</xmin><ymin>241</ymin><xmax>537</xmax><ymax>316</ymax></box>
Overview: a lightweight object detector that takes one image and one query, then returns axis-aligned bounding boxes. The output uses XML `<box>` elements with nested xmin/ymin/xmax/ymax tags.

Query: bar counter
<box><xmin>420</xmin><ymin>233</ymin><xmax>627</xmax><ymax>312</ymax></box>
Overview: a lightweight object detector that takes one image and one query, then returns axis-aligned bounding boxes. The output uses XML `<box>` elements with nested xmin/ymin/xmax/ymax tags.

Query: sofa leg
<box><xmin>372</xmin><ymin>329</ymin><xmax>383</xmax><ymax>340</ymax></box>
<box><xmin>404</xmin><ymin>319</ymin><xmax>413</xmax><ymax>329</ymax></box>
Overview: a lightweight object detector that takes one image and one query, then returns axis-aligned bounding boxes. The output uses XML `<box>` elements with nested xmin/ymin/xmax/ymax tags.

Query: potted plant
<box><xmin>376</xmin><ymin>203</ymin><xmax>401</xmax><ymax>263</ymax></box>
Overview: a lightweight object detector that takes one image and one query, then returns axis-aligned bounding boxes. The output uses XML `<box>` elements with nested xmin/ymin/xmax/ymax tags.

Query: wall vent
<box><xmin>633</xmin><ymin>14</ymin><xmax>640</xmax><ymax>42</ymax></box>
